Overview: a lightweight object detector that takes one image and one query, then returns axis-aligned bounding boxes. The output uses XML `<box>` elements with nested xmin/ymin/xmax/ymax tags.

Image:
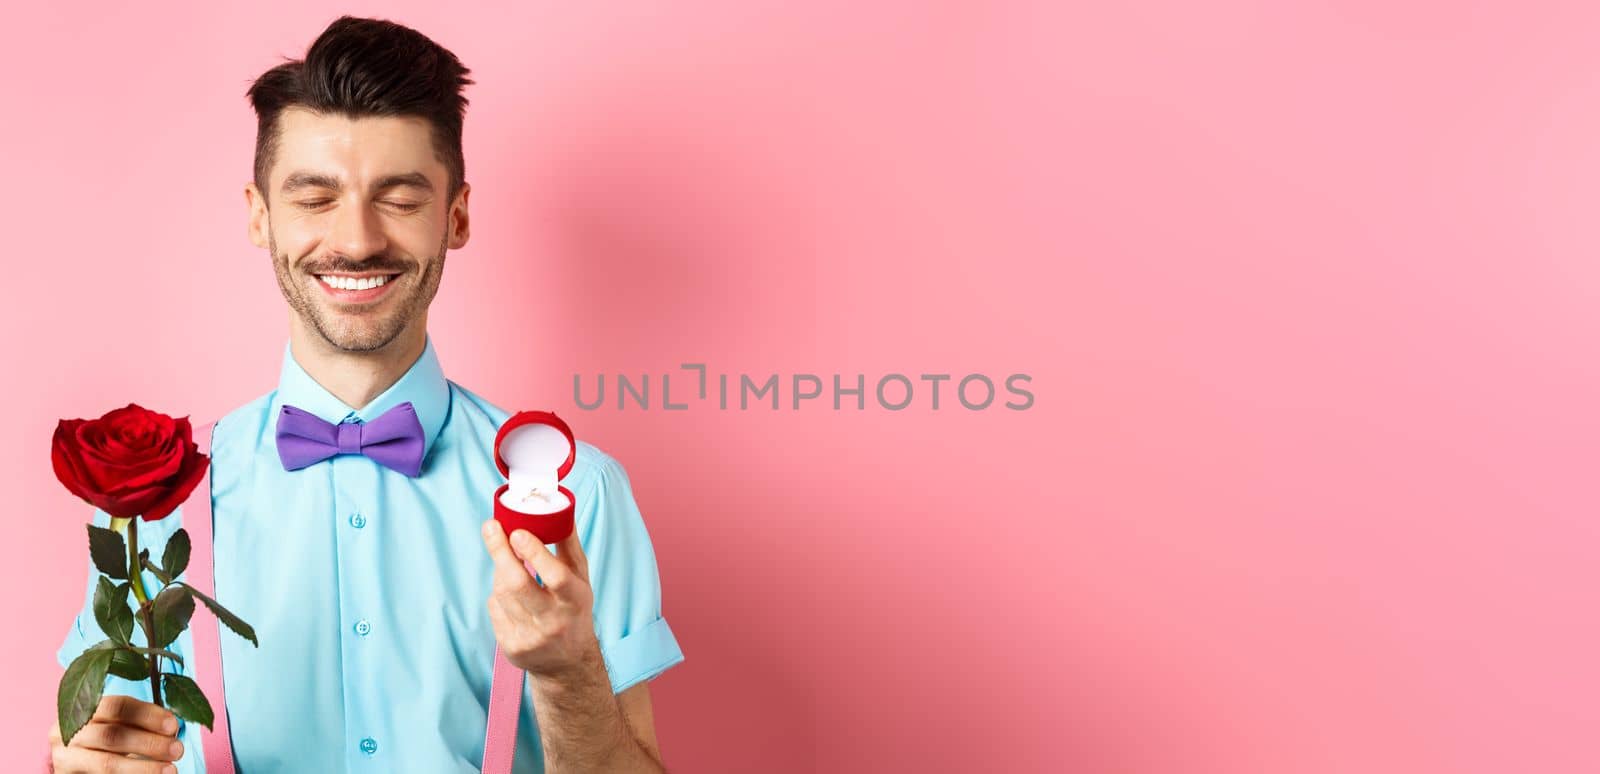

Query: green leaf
<box><xmin>177</xmin><ymin>582</ymin><xmax>258</xmax><ymax>647</ymax></box>
<box><xmin>57</xmin><ymin>647</ymin><xmax>114</xmax><ymax>746</ymax></box>
<box><xmin>89</xmin><ymin>638</ymin><xmax>177</xmax><ymax>675</ymax></box>
<box><xmin>162</xmin><ymin>673</ymin><xmax>214</xmax><ymax>730</ymax></box>
<box><xmin>86</xmin><ymin>524</ymin><xmax>127</xmax><ymax>580</ymax></box>
<box><xmin>141</xmin><ymin>556</ymin><xmax>172</xmax><ymax>585</ymax></box>
<box><xmin>162</xmin><ymin>528</ymin><xmax>191</xmax><ymax>579</ymax></box>
<box><xmin>107</xmin><ymin>647</ymin><xmax>150</xmax><ymax>681</ymax></box>
<box><xmin>150</xmin><ymin>586</ymin><xmax>194</xmax><ymax>648</ymax></box>
<box><xmin>92</xmin><ymin>577</ymin><xmax>134</xmax><ymax>645</ymax></box>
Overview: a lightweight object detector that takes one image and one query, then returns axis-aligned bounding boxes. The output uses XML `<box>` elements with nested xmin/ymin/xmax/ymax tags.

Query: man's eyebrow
<box><xmin>278</xmin><ymin>171</ymin><xmax>435</xmax><ymax>194</ymax></box>
<box><xmin>280</xmin><ymin>171</ymin><xmax>343</xmax><ymax>193</ymax></box>
<box><xmin>372</xmin><ymin>172</ymin><xmax>434</xmax><ymax>193</ymax></box>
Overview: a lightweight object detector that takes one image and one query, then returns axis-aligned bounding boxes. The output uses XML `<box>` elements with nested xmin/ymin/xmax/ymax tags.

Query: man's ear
<box><xmin>448</xmin><ymin>181</ymin><xmax>471</xmax><ymax>250</ymax></box>
<box><xmin>245</xmin><ymin>182</ymin><xmax>270</xmax><ymax>249</ymax></box>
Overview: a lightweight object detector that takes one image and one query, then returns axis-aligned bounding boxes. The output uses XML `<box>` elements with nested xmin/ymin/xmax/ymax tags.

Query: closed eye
<box><xmin>295</xmin><ymin>200</ymin><xmax>422</xmax><ymax>212</ymax></box>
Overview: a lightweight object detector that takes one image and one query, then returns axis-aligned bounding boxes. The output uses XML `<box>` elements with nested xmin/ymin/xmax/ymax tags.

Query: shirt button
<box><xmin>354</xmin><ymin>619</ymin><xmax>372</xmax><ymax>637</ymax></box>
<box><xmin>349</xmin><ymin>512</ymin><xmax>367</xmax><ymax>529</ymax></box>
<box><xmin>359</xmin><ymin>737</ymin><xmax>378</xmax><ymax>755</ymax></box>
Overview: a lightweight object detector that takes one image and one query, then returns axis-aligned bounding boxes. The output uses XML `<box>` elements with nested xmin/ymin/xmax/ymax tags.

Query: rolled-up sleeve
<box><xmin>576</xmin><ymin>450</ymin><xmax>685</xmax><ymax>694</ymax></box>
<box><xmin>55</xmin><ymin>506</ymin><xmax>205</xmax><ymax>773</ymax></box>
<box><xmin>57</xmin><ymin>506</ymin><xmax>188</xmax><ymax>677</ymax></box>
<box><xmin>54</xmin><ymin>508</ymin><xmax>198</xmax><ymax>694</ymax></box>
<box><xmin>55</xmin><ymin>507</ymin><xmax>106</xmax><ymax>670</ymax></box>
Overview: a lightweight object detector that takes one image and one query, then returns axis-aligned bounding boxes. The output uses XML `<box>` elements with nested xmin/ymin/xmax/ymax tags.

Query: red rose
<box><xmin>51</xmin><ymin>403</ymin><xmax>210</xmax><ymax>521</ymax></box>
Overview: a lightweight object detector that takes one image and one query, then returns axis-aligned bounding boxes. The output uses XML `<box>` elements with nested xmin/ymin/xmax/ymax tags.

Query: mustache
<box><xmin>303</xmin><ymin>260</ymin><xmax>409</xmax><ymax>275</ymax></box>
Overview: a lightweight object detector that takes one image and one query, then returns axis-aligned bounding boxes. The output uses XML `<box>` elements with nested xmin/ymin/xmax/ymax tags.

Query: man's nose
<box><xmin>327</xmin><ymin>199</ymin><xmax>389</xmax><ymax>261</ymax></box>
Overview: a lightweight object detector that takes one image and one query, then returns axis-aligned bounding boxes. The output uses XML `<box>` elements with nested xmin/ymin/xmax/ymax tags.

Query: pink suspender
<box><xmin>182</xmin><ymin>421</ymin><xmax>527</xmax><ymax>773</ymax></box>
<box><xmin>185</xmin><ymin>422</ymin><xmax>235</xmax><ymax>772</ymax></box>
<box><xmin>481</xmin><ymin>648</ymin><xmax>526</xmax><ymax>771</ymax></box>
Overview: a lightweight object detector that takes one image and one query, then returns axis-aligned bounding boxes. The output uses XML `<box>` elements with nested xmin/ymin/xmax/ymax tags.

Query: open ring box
<box><xmin>493</xmin><ymin>410</ymin><xmax>577</xmax><ymax>544</ymax></box>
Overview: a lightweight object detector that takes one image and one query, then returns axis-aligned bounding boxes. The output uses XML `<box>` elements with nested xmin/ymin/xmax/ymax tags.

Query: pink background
<box><xmin>3</xmin><ymin>2</ymin><xmax>1597</xmax><ymax>772</ymax></box>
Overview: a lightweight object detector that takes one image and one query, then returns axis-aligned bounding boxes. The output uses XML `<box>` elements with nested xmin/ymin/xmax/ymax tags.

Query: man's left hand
<box><xmin>481</xmin><ymin>519</ymin><xmax>600</xmax><ymax>677</ymax></box>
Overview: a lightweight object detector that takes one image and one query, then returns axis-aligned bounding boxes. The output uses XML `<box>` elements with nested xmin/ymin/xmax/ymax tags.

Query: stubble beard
<box><xmin>269</xmin><ymin>230</ymin><xmax>447</xmax><ymax>353</ymax></box>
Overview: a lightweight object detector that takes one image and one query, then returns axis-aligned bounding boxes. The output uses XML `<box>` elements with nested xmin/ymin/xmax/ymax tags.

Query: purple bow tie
<box><xmin>275</xmin><ymin>401</ymin><xmax>426</xmax><ymax>477</ymax></box>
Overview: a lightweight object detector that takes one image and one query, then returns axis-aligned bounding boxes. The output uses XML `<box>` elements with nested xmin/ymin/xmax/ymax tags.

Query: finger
<box><xmin>92</xmin><ymin>695</ymin><xmax>179</xmax><ymax>735</ymax></box>
<box><xmin>55</xmin><ymin>746</ymin><xmax>177</xmax><ymax>774</ymax></box>
<box><xmin>72</xmin><ymin>720</ymin><xmax>184</xmax><ymax>761</ymax></box>
<box><xmin>481</xmin><ymin>519</ymin><xmax>519</xmax><ymax>565</ymax></box>
<box><xmin>551</xmin><ymin>530</ymin><xmax>589</xmax><ymax>582</ymax></box>
<box><xmin>510</xmin><ymin>528</ymin><xmax>571</xmax><ymax>592</ymax></box>
<box><xmin>482</xmin><ymin>520</ymin><xmax>536</xmax><ymax>592</ymax></box>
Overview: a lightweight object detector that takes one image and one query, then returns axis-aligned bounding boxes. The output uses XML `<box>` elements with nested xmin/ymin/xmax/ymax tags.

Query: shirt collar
<box><xmin>269</xmin><ymin>335</ymin><xmax>451</xmax><ymax>461</ymax></box>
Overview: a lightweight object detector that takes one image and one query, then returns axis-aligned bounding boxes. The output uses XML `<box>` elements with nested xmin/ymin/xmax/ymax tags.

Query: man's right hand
<box><xmin>47</xmin><ymin>694</ymin><xmax>184</xmax><ymax>773</ymax></box>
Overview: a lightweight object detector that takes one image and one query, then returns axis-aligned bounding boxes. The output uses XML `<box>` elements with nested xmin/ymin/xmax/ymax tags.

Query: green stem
<box><xmin>125</xmin><ymin>518</ymin><xmax>163</xmax><ymax>706</ymax></box>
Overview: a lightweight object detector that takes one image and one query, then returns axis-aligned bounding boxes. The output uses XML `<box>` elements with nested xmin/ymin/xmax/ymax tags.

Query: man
<box><xmin>47</xmin><ymin>15</ymin><xmax>684</xmax><ymax>773</ymax></box>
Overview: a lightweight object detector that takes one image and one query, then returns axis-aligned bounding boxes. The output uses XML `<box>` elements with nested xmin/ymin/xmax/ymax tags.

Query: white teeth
<box><xmin>319</xmin><ymin>275</ymin><xmax>391</xmax><ymax>291</ymax></box>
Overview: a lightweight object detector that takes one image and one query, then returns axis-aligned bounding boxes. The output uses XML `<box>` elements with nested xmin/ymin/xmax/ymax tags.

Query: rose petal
<box><xmin>51</xmin><ymin>421</ymin><xmax>96</xmax><ymax>503</ymax></box>
<box><xmin>54</xmin><ymin>405</ymin><xmax>203</xmax><ymax>520</ymax></box>
<box><xmin>139</xmin><ymin>445</ymin><xmax>209</xmax><ymax>522</ymax></box>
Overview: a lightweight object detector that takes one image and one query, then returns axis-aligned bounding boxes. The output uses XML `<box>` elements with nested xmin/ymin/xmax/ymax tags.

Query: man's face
<box><xmin>246</xmin><ymin>107</ymin><xmax>470</xmax><ymax>353</ymax></box>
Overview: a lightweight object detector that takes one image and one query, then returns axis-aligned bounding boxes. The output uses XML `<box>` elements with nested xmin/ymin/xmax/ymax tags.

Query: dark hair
<box><xmin>245</xmin><ymin>15</ymin><xmax>474</xmax><ymax>203</ymax></box>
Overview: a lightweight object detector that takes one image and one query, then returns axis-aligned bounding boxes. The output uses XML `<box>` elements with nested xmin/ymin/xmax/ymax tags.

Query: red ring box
<box><xmin>493</xmin><ymin>410</ymin><xmax>576</xmax><ymax>544</ymax></box>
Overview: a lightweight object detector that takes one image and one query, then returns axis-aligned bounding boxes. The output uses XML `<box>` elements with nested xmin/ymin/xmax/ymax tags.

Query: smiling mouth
<box><xmin>314</xmin><ymin>272</ymin><xmax>402</xmax><ymax>302</ymax></box>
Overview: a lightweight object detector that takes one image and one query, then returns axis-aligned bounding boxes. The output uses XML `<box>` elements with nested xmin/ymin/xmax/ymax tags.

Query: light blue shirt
<box><xmin>57</xmin><ymin>336</ymin><xmax>685</xmax><ymax>772</ymax></box>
